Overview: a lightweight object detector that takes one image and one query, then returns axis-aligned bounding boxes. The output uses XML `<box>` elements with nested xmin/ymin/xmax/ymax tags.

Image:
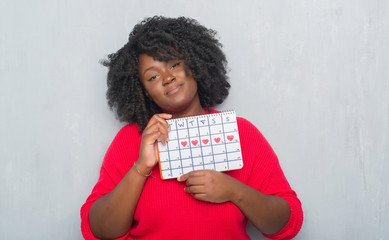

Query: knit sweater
<box><xmin>80</xmin><ymin>111</ymin><xmax>303</xmax><ymax>240</ymax></box>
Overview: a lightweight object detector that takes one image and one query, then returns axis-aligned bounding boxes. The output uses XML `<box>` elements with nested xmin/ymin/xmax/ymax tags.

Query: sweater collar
<box><xmin>205</xmin><ymin>108</ymin><xmax>219</xmax><ymax>114</ymax></box>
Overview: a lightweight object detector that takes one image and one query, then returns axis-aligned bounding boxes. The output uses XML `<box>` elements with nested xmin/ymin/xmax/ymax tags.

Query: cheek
<box><xmin>143</xmin><ymin>83</ymin><xmax>160</xmax><ymax>100</ymax></box>
<box><xmin>188</xmin><ymin>78</ymin><xmax>198</xmax><ymax>92</ymax></box>
<box><xmin>148</xmin><ymin>92</ymin><xmax>159</xmax><ymax>102</ymax></box>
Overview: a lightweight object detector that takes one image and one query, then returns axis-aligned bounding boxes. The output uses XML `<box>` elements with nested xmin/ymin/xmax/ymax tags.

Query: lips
<box><xmin>165</xmin><ymin>83</ymin><xmax>183</xmax><ymax>96</ymax></box>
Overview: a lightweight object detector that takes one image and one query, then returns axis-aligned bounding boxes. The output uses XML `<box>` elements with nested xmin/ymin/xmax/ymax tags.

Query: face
<box><xmin>138</xmin><ymin>54</ymin><xmax>201</xmax><ymax>115</ymax></box>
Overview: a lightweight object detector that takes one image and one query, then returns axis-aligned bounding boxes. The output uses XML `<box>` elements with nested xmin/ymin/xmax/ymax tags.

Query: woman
<box><xmin>81</xmin><ymin>16</ymin><xmax>303</xmax><ymax>240</ymax></box>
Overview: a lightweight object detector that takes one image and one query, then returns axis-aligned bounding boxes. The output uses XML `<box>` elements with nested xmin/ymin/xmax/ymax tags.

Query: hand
<box><xmin>177</xmin><ymin>170</ymin><xmax>240</xmax><ymax>203</ymax></box>
<box><xmin>136</xmin><ymin>113</ymin><xmax>172</xmax><ymax>171</ymax></box>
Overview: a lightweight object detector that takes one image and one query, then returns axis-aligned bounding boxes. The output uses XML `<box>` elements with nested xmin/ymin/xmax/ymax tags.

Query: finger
<box><xmin>184</xmin><ymin>185</ymin><xmax>205</xmax><ymax>194</ymax></box>
<box><xmin>150</xmin><ymin>115</ymin><xmax>172</xmax><ymax>144</ymax></box>
<box><xmin>146</xmin><ymin>117</ymin><xmax>169</xmax><ymax>132</ymax></box>
<box><xmin>177</xmin><ymin>172</ymin><xmax>189</xmax><ymax>182</ymax></box>
<box><xmin>154</xmin><ymin>144</ymin><xmax>159</xmax><ymax>162</ymax></box>
<box><xmin>185</xmin><ymin>175</ymin><xmax>207</xmax><ymax>186</ymax></box>
<box><xmin>156</xmin><ymin>113</ymin><xmax>172</xmax><ymax>120</ymax></box>
<box><xmin>155</xmin><ymin>122</ymin><xmax>170</xmax><ymax>144</ymax></box>
<box><xmin>177</xmin><ymin>170</ymin><xmax>206</xmax><ymax>182</ymax></box>
<box><xmin>152</xmin><ymin>114</ymin><xmax>170</xmax><ymax>128</ymax></box>
<box><xmin>145</xmin><ymin>122</ymin><xmax>170</xmax><ymax>144</ymax></box>
<box><xmin>149</xmin><ymin>114</ymin><xmax>172</xmax><ymax>129</ymax></box>
<box><xmin>144</xmin><ymin>130</ymin><xmax>163</xmax><ymax>145</ymax></box>
<box><xmin>191</xmin><ymin>193</ymin><xmax>208</xmax><ymax>202</ymax></box>
<box><xmin>187</xmin><ymin>170</ymin><xmax>210</xmax><ymax>178</ymax></box>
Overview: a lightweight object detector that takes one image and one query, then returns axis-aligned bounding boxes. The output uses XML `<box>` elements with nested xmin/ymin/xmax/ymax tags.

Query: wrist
<box><xmin>135</xmin><ymin>158</ymin><xmax>155</xmax><ymax>170</ymax></box>
<box><xmin>134</xmin><ymin>161</ymin><xmax>154</xmax><ymax>178</ymax></box>
<box><xmin>229</xmin><ymin>178</ymin><xmax>244</xmax><ymax>204</ymax></box>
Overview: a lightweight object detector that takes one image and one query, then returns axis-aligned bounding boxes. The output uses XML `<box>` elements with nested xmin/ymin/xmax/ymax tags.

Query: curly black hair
<box><xmin>102</xmin><ymin>16</ymin><xmax>230</xmax><ymax>130</ymax></box>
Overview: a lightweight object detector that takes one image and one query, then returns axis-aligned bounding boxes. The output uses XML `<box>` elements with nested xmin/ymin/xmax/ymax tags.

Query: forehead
<box><xmin>138</xmin><ymin>54</ymin><xmax>164</xmax><ymax>76</ymax></box>
<box><xmin>138</xmin><ymin>53</ymin><xmax>184</xmax><ymax>70</ymax></box>
<box><xmin>138</xmin><ymin>54</ymin><xmax>159</xmax><ymax>67</ymax></box>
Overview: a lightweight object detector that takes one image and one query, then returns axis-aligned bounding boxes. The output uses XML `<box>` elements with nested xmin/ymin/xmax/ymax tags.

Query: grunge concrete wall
<box><xmin>1</xmin><ymin>0</ymin><xmax>388</xmax><ymax>239</ymax></box>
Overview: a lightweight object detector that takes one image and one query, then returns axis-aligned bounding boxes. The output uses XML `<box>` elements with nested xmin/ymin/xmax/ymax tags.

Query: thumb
<box><xmin>177</xmin><ymin>173</ymin><xmax>189</xmax><ymax>182</ymax></box>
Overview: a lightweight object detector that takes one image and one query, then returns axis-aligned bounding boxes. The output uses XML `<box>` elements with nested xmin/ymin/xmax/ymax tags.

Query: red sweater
<box><xmin>81</xmin><ymin>111</ymin><xmax>303</xmax><ymax>240</ymax></box>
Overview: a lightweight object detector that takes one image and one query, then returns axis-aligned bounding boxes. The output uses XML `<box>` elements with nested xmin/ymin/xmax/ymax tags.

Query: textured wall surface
<box><xmin>1</xmin><ymin>0</ymin><xmax>388</xmax><ymax>239</ymax></box>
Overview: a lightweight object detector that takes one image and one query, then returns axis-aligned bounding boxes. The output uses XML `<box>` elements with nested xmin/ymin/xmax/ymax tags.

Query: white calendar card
<box><xmin>157</xmin><ymin>110</ymin><xmax>243</xmax><ymax>180</ymax></box>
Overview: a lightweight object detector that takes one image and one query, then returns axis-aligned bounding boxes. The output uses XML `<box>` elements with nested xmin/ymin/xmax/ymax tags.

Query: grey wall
<box><xmin>1</xmin><ymin>0</ymin><xmax>388</xmax><ymax>239</ymax></box>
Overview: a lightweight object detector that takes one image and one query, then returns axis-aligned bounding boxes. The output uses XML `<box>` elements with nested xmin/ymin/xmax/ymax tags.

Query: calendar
<box><xmin>157</xmin><ymin>110</ymin><xmax>243</xmax><ymax>180</ymax></box>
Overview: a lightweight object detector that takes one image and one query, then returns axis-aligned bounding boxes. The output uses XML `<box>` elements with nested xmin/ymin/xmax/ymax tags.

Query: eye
<box><xmin>148</xmin><ymin>75</ymin><xmax>158</xmax><ymax>81</ymax></box>
<box><xmin>170</xmin><ymin>62</ymin><xmax>181</xmax><ymax>70</ymax></box>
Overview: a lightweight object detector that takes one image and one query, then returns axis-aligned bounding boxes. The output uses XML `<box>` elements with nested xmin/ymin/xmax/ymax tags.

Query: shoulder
<box><xmin>106</xmin><ymin>123</ymin><xmax>142</xmax><ymax>156</ymax></box>
<box><xmin>236</xmin><ymin>117</ymin><xmax>263</xmax><ymax>138</ymax></box>
<box><xmin>103</xmin><ymin>123</ymin><xmax>142</xmax><ymax>171</ymax></box>
<box><xmin>113</xmin><ymin>123</ymin><xmax>142</xmax><ymax>141</ymax></box>
<box><xmin>236</xmin><ymin>117</ymin><xmax>262</xmax><ymax>142</ymax></box>
<box><xmin>237</xmin><ymin>117</ymin><xmax>258</xmax><ymax>131</ymax></box>
<box><xmin>236</xmin><ymin>117</ymin><xmax>276</xmax><ymax>157</ymax></box>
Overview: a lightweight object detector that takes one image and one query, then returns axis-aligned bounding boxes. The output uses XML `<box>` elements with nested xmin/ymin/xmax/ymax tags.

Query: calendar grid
<box><xmin>176</xmin><ymin>119</ymin><xmax>184</xmax><ymax>177</ymax></box>
<box><xmin>196</xmin><ymin>116</ymin><xmax>204</xmax><ymax>172</ymax></box>
<box><xmin>166</xmin><ymin>139</ymin><xmax>172</xmax><ymax>178</ymax></box>
<box><xmin>206</xmin><ymin>114</ymin><xmax>216</xmax><ymax>170</ymax></box>
<box><xmin>185</xmin><ymin>117</ymin><xmax>192</xmax><ymax>174</ymax></box>
<box><xmin>220</xmin><ymin>113</ymin><xmax>229</xmax><ymax>169</ymax></box>
<box><xmin>157</xmin><ymin>111</ymin><xmax>243</xmax><ymax>179</ymax></box>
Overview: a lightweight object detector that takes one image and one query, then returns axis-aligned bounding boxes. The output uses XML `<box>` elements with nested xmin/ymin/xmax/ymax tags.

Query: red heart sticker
<box><xmin>191</xmin><ymin>140</ymin><xmax>198</xmax><ymax>146</ymax></box>
<box><xmin>181</xmin><ymin>141</ymin><xmax>188</xmax><ymax>147</ymax></box>
<box><xmin>214</xmin><ymin>137</ymin><xmax>221</xmax><ymax>143</ymax></box>
<box><xmin>227</xmin><ymin>135</ymin><xmax>234</xmax><ymax>141</ymax></box>
<box><xmin>202</xmin><ymin>139</ymin><xmax>209</xmax><ymax>145</ymax></box>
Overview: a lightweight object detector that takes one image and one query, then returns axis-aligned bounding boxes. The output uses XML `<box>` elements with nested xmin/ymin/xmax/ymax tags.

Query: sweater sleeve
<box><xmin>238</xmin><ymin>118</ymin><xmax>303</xmax><ymax>240</ymax></box>
<box><xmin>80</xmin><ymin>125</ymin><xmax>139</xmax><ymax>240</ymax></box>
<box><xmin>260</xmin><ymin>161</ymin><xmax>303</xmax><ymax>240</ymax></box>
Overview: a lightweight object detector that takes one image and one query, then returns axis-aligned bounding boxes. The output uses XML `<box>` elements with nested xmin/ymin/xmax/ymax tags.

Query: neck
<box><xmin>170</xmin><ymin>106</ymin><xmax>206</xmax><ymax>119</ymax></box>
<box><xmin>168</xmin><ymin>96</ymin><xmax>206</xmax><ymax>119</ymax></box>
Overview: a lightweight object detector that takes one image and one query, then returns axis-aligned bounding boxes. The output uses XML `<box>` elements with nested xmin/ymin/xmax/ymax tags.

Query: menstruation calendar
<box><xmin>157</xmin><ymin>110</ymin><xmax>243</xmax><ymax>180</ymax></box>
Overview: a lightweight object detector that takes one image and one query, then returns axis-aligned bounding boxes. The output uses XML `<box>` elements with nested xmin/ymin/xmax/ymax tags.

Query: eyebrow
<box><xmin>143</xmin><ymin>66</ymin><xmax>154</xmax><ymax>76</ymax></box>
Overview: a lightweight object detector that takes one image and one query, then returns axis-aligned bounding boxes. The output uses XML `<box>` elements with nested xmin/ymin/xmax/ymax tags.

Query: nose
<box><xmin>162</xmin><ymin>72</ymin><xmax>175</xmax><ymax>86</ymax></box>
